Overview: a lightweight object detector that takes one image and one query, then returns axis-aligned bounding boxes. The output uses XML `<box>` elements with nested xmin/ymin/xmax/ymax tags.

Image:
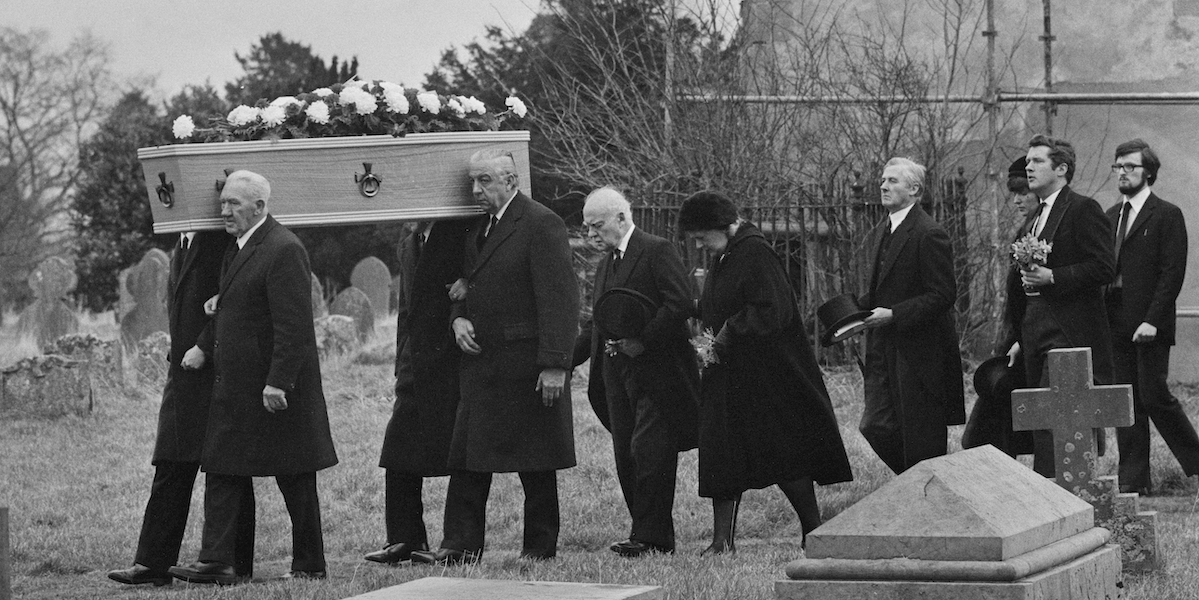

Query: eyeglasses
<box><xmin>1111</xmin><ymin>163</ymin><xmax>1143</xmax><ymax>174</ymax></box>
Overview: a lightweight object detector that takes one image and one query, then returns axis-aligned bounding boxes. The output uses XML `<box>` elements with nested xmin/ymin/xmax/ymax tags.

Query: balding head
<box><xmin>582</xmin><ymin>186</ymin><xmax>634</xmax><ymax>251</ymax></box>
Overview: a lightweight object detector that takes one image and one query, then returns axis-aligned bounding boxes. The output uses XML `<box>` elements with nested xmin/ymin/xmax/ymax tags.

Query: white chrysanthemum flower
<box><xmin>227</xmin><ymin>105</ymin><xmax>261</xmax><ymax>126</ymax></box>
<box><xmin>379</xmin><ymin>82</ymin><xmax>410</xmax><ymax>114</ymax></box>
<box><xmin>446</xmin><ymin>98</ymin><xmax>465</xmax><ymax>117</ymax></box>
<box><xmin>339</xmin><ymin>86</ymin><xmax>378</xmax><ymax>115</ymax></box>
<box><xmin>458</xmin><ymin>95</ymin><xmax>487</xmax><ymax>115</ymax></box>
<box><xmin>505</xmin><ymin>96</ymin><xmax>528</xmax><ymax>118</ymax></box>
<box><xmin>171</xmin><ymin>115</ymin><xmax>195</xmax><ymax>139</ymax></box>
<box><xmin>261</xmin><ymin>104</ymin><xmax>287</xmax><ymax>127</ymax></box>
<box><xmin>416</xmin><ymin>90</ymin><xmax>441</xmax><ymax>113</ymax></box>
<box><xmin>269</xmin><ymin>96</ymin><xmax>302</xmax><ymax>108</ymax></box>
<box><xmin>305</xmin><ymin>100</ymin><xmax>331</xmax><ymax>124</ymax></box>
<box><xmin>310</xmin><ymin>87</ymin><xmax>334</xmax><ymax>97</ymax></box>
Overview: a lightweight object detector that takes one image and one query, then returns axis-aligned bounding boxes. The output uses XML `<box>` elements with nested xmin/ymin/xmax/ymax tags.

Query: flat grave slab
<box><xmin>343</xmin><ymin>577</ymin><xmax>663</xmax><ymax>600</ymax></box>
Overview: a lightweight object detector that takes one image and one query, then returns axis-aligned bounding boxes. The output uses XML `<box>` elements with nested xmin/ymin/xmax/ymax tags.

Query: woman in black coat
<box><xmin>678</xmin><ymin>191</ymin><xmax>853</xmax><ymax>555</ymax></box>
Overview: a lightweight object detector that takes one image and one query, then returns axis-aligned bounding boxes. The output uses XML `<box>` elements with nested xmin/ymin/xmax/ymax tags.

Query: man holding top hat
<box><xmin>859</xmin><ymin>157</ymin><xmax>965</xmax><ymax>474</ymax></box>
<box><xmin>573</xmin><ymin>186</ymin><xmax>699</xmax><ymax>557</ymax></box>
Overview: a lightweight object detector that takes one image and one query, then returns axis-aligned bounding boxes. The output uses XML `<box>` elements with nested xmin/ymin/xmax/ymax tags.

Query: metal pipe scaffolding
<box><xmin>677</xmin><ymin>91</ymin><xmax>1199</xmax><ymax>105</ymax></box>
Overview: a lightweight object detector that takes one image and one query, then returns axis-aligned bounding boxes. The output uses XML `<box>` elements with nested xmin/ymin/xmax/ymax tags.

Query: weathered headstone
<box><xmin>44</xmin><ymin>334</ymin><xmax>121</xmax><ymax>392</ymax></box>
<box><xmin>16</xmin><ymin>256</ymin><xmax>79</xmax><ymax>348</ymax></box>
<box><xmin>0</xmin><ymin>355</ymin><xmax>92</xmax><ymax>418</ymax></box>
<box><xmin>344</xmin><ymin>577</ymin><xmax>662</xmax><ymax>600</ymax></box>
<box><xmin>1011</xmin><ymin>347</ymin><xmax>1134</xmax><ymax>499</ymax></box>
<box><xmin>330</xmin><ymin>287</ymin><xmax>375</xmax><ymax>341</ymax></box>
<box><xmin>135</xmin><ymin>331</ymin><xmax>171</xmax><ymax>388</ymax></box>
<box><xmin>314</xmin><ymin>314</ymin><xmax>359</xmax><ymax>356</ymax></box>
<box><xmin>351</xmin><ymin>256</ymin><xmax>392</xmax><ymax>321</ymax></box>
<box><xmin>311</xmin><ymin>273</ymin><xmax>329</xmax><ymax>318</ymax></box>
<box><xmin>0</xmin><ymin>507</ymin><xmax>9</xmax><ymax>600</ymax></box>
<box><xmin>777</xmin><ymin>446</ymin><xmax>1123</xmax><ymax>600</ymax></box>
<box><xmin>120</xmin><ymin>250</ymin><xmax>171</xmax><ymax>347</ymax></box>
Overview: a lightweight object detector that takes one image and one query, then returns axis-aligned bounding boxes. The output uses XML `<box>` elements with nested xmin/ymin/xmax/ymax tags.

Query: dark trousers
<box><xmin>441</xmin><ymin>469</ymin><xmax>559</xmax><ymax>558</ymax></box>
<box><xmin>1022</xmin><ymin>297</ymin><xmax>1077</xmax><ymax>477</ymax></box>
<box><xmin>861</xmin><ymin>334</ymin><xmax>947</xmax><ymax>474</ymax></box>
<box><xmin>198</xmin><ymin>472</ymin><xmax>325</xmax><ymax>572</ymax></box>
<box><xmin>133</xmin><ymin>461</ymin><xmax>200</xmax><ymax>572</ymax></box>
<box><xmin>1112</xmin><ymin>341</ymin><xmax>1199</xmax><ymax>489</ymax></box>
<box><xmin>384</xmin><ymin>470</ymin><xmax>427</xmax><ymax>545</ymax></box>
<box><xmin>604</xmin><ymin>355</ymin><xmax>678</xmax><ymax>549</ymax></box>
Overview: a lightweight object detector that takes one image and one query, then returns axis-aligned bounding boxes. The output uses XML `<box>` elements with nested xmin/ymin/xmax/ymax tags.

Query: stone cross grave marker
<box><xmin>1012</xmin><ymin>347</ymin><xmax>1133</xmax><ymax>499</ymax></box>
<box><xmin>119</xmin><ymin>250</ymin><xmax>170</xmax><ymax>347</ymax></box>
<box><xmin>351</xmin><ymin>256</ymin><xmax>392</xmax><ymax>321</ymax></box>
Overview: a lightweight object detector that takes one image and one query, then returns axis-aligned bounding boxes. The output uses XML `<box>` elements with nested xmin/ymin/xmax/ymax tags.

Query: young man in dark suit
<box><xmin>107</xmin><ymin>229</ymin><xmax>244</xmax><ymax>586</ymax></box>
<box><xmin>860</xmin><ymin>157</ymin><xmax>965</xmax><ymax>474</ymax></box>
<box><xmin>1004</xmin><ymin>134</ymin><xmax>1115</xmax><ymax>477</ymax></box>
<box><xmin>412</xmin><ymin>150</ymin><xmax>579</xmax><ymax>565</ymax></box>
<box><xmin>571</xmin><ymin>187</ymin><xmax>699</xmax><ymax>557</ymax></box>
<box><xmin>170</xmin><ymin>170</ymin><xmax>338</xmax><ymax>584</ymax></box>
<box><xmin>1104</xmin><ymin>139</ymin><xmax>1199</xmax><ymax>495</ymax></box>
<box><xmin>364</xmin><ymin>219</ymin><xmax>469</xmax><ymax>564</ymax></box>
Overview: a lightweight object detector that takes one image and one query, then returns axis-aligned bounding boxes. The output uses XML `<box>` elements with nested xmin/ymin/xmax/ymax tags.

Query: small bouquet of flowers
<box><xmin>1011</xmin><ymin>233</ymin><xmax>1053</xmax><ymax>296</ymax></box>
<box><xmin>690</xmin><ymin>328</ymin><xmax>720</xmax><ymax>369</ymax></box>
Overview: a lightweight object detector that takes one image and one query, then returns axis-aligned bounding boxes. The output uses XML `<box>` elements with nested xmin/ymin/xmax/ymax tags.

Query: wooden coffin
<box><xmin>137</xmin><ymin>131</ymin><xmax>530</xmax><ymax>234</ymax></box>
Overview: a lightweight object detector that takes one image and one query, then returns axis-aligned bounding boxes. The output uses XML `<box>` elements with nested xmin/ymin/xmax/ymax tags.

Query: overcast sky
<box><xmin>2</xmin><ymin>0</ymin><xmax>546</xmax><ymax>99</ymax></box>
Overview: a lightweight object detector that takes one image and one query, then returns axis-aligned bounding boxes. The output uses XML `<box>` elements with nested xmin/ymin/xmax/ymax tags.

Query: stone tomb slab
<box><xmin>343</xmin><ymin>577</ymin><xmax>662</xmax><ymax>600</ymax></box>
<box><xmin>805</xmin><ymin>446</ymin><xmax>1094</xmax><ymax>562</ymax></box>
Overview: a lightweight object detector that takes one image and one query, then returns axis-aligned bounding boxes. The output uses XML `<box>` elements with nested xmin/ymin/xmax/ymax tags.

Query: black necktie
<box><xmin>1114</xmin><ymin>201</ymin><xmax>1132</xmax><ymax>262</ymax></box>
<box><xmin>611</xmin><ymin>249</ymin><xmax>622</xmax><ymax>273</ymax></box>
<box><xmin>222</xmin><ymin>242</ymin><xmax>238</xmax><ymax>275</ymax></box>
<box><xmin>414</xmin><ymin>232</ymin><xmax>425</xmax><ymax>261</ymax></box>
<box><xmin>1031</xmin><ymin>201</ymin><xmax>1047</xmax><ymax>236</ymax></box>
<box><xmin>477</xmin><ymin>216</ymin><xmax>497</xmax><ymax>250</ymax></box>
<box><xmin>871</xmin><ymin>226</ymin><xmax>892</xmax><ymax>292</ymax></box>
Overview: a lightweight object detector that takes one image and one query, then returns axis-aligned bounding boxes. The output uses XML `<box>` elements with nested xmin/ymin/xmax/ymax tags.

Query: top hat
<box><xmin>594</xmin><ymin>287</ymin><xmax>657</xmax><ymax>339</ymax></box>
<box><xmin>972</xmin><ymin>356</ymin><xmax>1024</xmax><ymax>402</ymax></box>
<box><xmin>817</xmin><ymin>293</ymin><xmax>871</xmax><ymax>346</ymax></box>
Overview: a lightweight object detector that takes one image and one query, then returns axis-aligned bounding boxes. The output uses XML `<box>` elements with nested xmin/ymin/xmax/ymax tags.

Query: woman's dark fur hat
<box><xmin>678</xmin><ymin>191</ymin><xmax>739</xmax><ymax>232</ymax></box>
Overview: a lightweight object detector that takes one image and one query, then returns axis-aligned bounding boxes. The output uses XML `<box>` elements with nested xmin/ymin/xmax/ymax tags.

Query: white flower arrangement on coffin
<box><xmin>172</xmin><ymin>78</ymin><xmax>528</xmax><ymax>142</ymax></box>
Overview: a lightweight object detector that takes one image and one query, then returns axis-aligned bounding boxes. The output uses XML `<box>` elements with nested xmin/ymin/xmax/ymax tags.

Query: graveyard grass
<box><xmin>3</xmin><ymin>310</ymin><xmax>1199</xmax><ymax>600</ymax></box>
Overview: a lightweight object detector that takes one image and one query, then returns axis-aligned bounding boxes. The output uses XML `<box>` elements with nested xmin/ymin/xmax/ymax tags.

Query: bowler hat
<box><xmin>594</xmin><ymin>287</ymin><xmax>657</xmax><ymax>339</ymax></box>
<box><xmin>817</xmin><ymin>293</ymin><xmax>871</xmax><ymax>346</ymax></box>
<box><xmin>963</xmin><ymin>356</ymin><xmax>1034</xmax><ymax>455</ymax></box>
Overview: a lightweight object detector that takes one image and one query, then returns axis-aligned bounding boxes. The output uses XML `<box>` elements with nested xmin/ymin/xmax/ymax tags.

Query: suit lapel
<box><xmin>1124</xmin><ymin>193</ymin><xmax>1157</xmax><ymax>241</ymax></box>
<box><xmin>609</xmin><ymin>229</ymin><xmax>645</xmax><ymax>289</ymax></box>
<box><xmin>877</xmin><ymin>207</ymin><xmax>916</xmax><ymax>287</ymax></box>
<box><xmin>172</xmin><ymin>236</ymin><xmax>200</xmax><ymax>299</ymax></box>
<box><xmin>1038</xmin><ymin>186</ymin><xmax>1073</xmax><ymax>243</ymax></box>
<box><xmin>470</xmin><ymin>193</ymin><xmax>526</xmax><ymax>276</ymax></box>
<box><xmin>220</xmin><ymin>216</ymin><xmax>274</xmax><ymax>294</ymax></box>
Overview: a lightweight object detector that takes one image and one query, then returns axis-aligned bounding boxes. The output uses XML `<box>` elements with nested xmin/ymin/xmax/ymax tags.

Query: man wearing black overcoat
<box><xmin>364</xmin><ymin>219</ymin><xmax>469</xmax><ymax>564</ymax></box>
<box><xmin>170</xmin><ymin>170</ymin><xmax>338</xmax><ymax>584</ymax></box>
<box><xmin>411</xmin><ymin>150</ymin><xmax>579</xmax><ymax>565</ymax></box>
<box><xmin>108</xmin><ymin>230</ymin><xmax>248</xmax><ymax>586</ymax></box>
<box><xmin>1103</xmin><ymin>139</ymin><xmax>1199</xmax><ymax>494</ymax></box>
<box><xmin>860</xmin><ymin>157</ymin><xmax>965</xmax><ymax>474</ymax></box>
<box><xmin>571</xmin><ymin>187</ymin><xmax>699</xmax><ymax>557</ymax></box>
<box><xmin>1004</xmin><ymin>134</ymin><xmax>1115</xmax><ymax>478</ymax></box>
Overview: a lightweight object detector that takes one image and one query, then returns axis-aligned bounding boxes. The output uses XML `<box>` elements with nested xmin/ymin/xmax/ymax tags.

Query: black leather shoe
<box><xmin>410</xmin><ymin>548</ymin><xmax>482</xmax><ymax>565</ymax></box>
<box><xmin>364</xmin><ymin>541</ymin><xmax>428</xmax><ymax>564</ymax></box>
<box><xmin>275</xmin><ymin>570</ymin><xmax>327</xmax><ymax>580</ymax></box>
<box><xmin>107</xmin><ymin>564</ymin><xmax>172</xmax><ymax>586</ymax></box>
<box><xmin>610</xmin><ymin>539</ymin><xmax>674</xmax><ymax>557</ymax></box>
<box><xmin>167</xmin><ymin>561</ymin><xmax>243</xmax><ymax>585</ymax></box>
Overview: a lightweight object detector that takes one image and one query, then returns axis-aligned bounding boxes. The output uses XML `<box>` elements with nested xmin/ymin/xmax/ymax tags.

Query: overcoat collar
<box><xmin>598</xmin><ymin>227</ymin><xmax>648</xmax><ymax>291</ymax></box>
<box><xmin>172</xmin><ymin>236</ymin><xmax>200</xmax><ymax>298</ymax></box>
<box><xmin>469</xmin><ymin>191</ymin><xmax>530</xmax><ymax>276</ymax></box>
<box><xmin>871</xmin><ymin>204</ymin><xmax>921</xmax><ymax>288</ymax></box>
<box><xmin>219</xmin><ymin>214</ymin><xmax>278</xmax><ymax>294</ymax></box>
<box><xmin>1122</xmin><ymin>192</ymin><xmax>1159</xmax><ymax>241</ymax></box>
<box><xmin>1037</xmin><ymin>185</ymin><xmax>1075</xmax><ymax>243</ymax></box>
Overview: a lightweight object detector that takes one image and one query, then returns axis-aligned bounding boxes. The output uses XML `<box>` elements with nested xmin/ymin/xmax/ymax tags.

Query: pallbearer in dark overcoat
<box><xmin>170</xmin><ymin>170</ymin><xmax>337</xmax><ymax>585</ymax></box>
<box><xmin>411</xmin><ymin>149</ymin><xmax>579</xmax><ymax>565</ymax></box>
<box><xmin>108</xmin><ymin>229</ymin><xmax>244</xmax><ymax>587</ymax></box>
<box><xmin>365</xmin><ymin>219</ymin><xmax>469</xmax><ymax>564</ymax></box>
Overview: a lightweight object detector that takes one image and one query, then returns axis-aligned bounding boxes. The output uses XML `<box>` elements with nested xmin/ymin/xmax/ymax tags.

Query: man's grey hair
<box><xmin>225</xmin><ymin>170</ymin><xmax>272</xmax><ymax>205</ymax></box>
<box><xmin>470</xmin><ymin>149</ymin><xmax>518</xmax><ymax>181</ymax></box>
<box><xmin>884</xmin><ymin>157</ymin><xmax>926</xmax><ymax>194</ymax></box>
<box><xmin>583</xmin><ymin>186</ymin><xmax>633</xmax><ymax>225</ymax></box>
